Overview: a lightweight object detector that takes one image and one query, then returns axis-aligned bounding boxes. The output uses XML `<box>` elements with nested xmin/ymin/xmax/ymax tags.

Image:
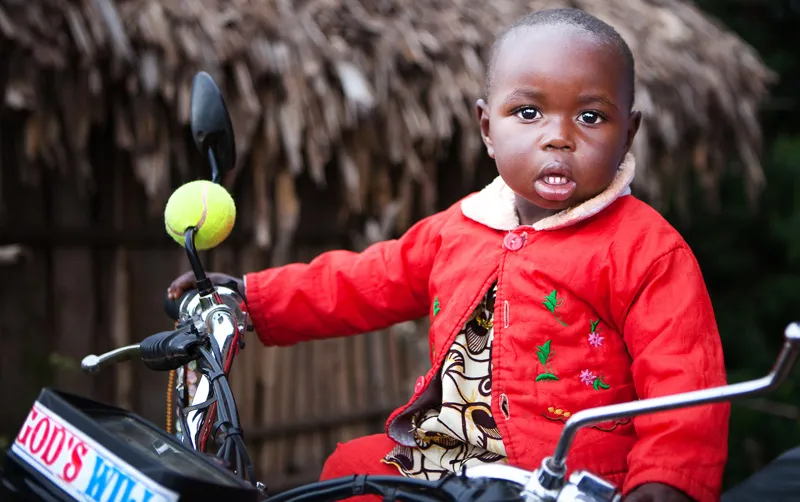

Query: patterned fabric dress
<box><xmin>383</xmin><ymin>283</ymin><xmax>508</xmax><ymax>478</ymax></box>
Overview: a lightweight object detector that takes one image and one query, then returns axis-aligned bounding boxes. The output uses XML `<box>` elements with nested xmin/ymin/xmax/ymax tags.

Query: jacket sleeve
<box><xmin>243</xmin><ymin>208</ymin><xmax>450</xmax><ymax>346</ymax></box>
<box><xmin>620</xmin><ymin>246</ymin><xmax>729</xmax><ymax>502</ymax></box>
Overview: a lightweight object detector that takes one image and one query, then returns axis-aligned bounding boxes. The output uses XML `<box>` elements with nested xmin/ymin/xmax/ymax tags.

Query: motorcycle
<box><xmin>1</xmin><ymin>71</ymin><xmax>798</xmax><ymax>502</ymax></box>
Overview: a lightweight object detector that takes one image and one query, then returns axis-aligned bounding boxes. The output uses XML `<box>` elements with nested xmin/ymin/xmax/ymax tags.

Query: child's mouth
<box><xmin>534</xmin><ymin>169</ymin><xmax>577</xmax><ymax>202</ymax></box>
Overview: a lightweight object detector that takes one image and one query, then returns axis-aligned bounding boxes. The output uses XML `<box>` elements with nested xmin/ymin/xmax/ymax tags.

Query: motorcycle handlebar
<box><xmin>80</xmin><ymin>326</ymin><xmax>205</xmax><ymax>374</ymax></box>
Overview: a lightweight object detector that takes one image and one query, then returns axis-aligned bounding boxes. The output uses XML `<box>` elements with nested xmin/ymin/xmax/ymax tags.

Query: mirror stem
<box><xmin>184</xmin><ymin>228</ymin><xmax>213</xmax><ymax>294</ymax></box>
<box><xmin>208</xmin><ymin>148</ymin><xmax>221</xmax><ymax>184</ymax></box>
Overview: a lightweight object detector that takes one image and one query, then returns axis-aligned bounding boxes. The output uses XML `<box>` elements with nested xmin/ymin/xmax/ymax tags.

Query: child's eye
<box><xmin>514</xmin><ymin>107</ymin><xmax>541</xmax><ymax>121</ymax></box>
<box><xmin>578</xmin><ymin>111</ymin><xmax>605</xmax><ymax>125</ymax></box>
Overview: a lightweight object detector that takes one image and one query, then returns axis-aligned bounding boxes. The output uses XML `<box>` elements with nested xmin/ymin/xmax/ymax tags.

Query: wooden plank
<box><xmin>0</xmin><ymin>251</ymin><xmax>51</xmax><ymax>435</ymax></box>
<box><xmin>386</xmin><ymin>326</ymin><xmax>403</xmax><ymax>404</ymax></box>
<box><xmin>0</xmin><ymin>120</ymin><xmax>52</xmax><ymax>439</ymax></box>
<box><xmin>109</xmin><ymin>248</ymin><xmax>134</xmax><ymax>410</ymax></box>
<box><xmin>275</xmin><ymin>342</ymin><xmax>293</xmax><ymax>479</ymax></box>
<box><xmin>303</xmin><ymin>340</ymin><xmax>324</xmax><ymax>472</ymax></box>
<box><xmin>290</xmin><ymin>342</ymin><xmax>311</xmax><ymax>473</ymax></box>
<box><xmin>110</xmin><ymin>166</ymin><xmax>134</xmax><ymax>410</ymax></box>
<box><xmin>124</xmin><ymin>165</ymin><xmax>183</xmax><ymax>427</ymax></box>
<box><xmin>312</xmin><ymin>336</ymin><xmax>336</xmax><ymax>465</ymax></box>
<box><xmin>351</xmin><ymin>334</ymin><xmax>370</xmax><ymax>435</ymax></box>
<box><xmin>334</xmin><ymin>337</ymin><xmax>352</xmax><ymax>445</ymax></box>
<box><xmin>259</xmin><ymin>344</ymin><xmax>282</xmax><ymax>479</ymax></box>
<box><xmin>48</xmin><ymin>171</ymin><xmax>96</xmax><ymax>398</ymax></box>
<box><xmin>128</xmin><ymin>246</ymin><xmax>182</xmax><ymax>426</ymax></box>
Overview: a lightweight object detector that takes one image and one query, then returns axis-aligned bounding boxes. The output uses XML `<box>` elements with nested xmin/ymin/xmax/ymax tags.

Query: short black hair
<box><xmin>486</xmin><ymin>8</ymin><xmax>636</xmax><ymax>109</ymax></box>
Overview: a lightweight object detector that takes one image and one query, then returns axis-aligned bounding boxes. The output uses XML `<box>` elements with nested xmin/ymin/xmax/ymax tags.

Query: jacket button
<box><xmin>414</xmin><ymin>376</ymin><xmax>425</xmax><ymax>394</ymax></box>
<box><xmin>503</xmin><ymin>231</ymin><xmax>527</xmax><ymax>251</ymax></box>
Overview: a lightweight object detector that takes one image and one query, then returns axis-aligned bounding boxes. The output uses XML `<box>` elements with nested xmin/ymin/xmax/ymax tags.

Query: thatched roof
<box><xmin>1</xmin><ymin>0</ymin><xmax>775</xmax><ymax>248</ymax></box>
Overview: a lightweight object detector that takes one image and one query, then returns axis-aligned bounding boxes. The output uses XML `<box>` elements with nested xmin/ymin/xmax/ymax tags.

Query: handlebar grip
<box><xmin>140</xmin><ymin>329</ymin><xmax>202</xmax><ymax>371</ymax></box>
<box><xmin>164</xmin><ymin>288</ymin><xmax>196</xmax><ymax>321</ymax></box>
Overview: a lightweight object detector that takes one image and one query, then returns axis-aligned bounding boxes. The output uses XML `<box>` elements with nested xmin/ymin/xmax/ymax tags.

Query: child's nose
<box><xmin>539</xmin><ymin>119</ymin><xmax>575</xmax><ymax>151</ymax></box>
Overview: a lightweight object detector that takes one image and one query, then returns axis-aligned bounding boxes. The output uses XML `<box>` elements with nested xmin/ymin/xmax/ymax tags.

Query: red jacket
<box><xmin>245</xmin><ymin>156</ymin><xmax>729</xmax><ymax>501</ymax></box>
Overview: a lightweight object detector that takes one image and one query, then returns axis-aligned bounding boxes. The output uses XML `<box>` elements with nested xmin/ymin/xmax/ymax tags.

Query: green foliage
<box><xmin>671</xmin><ymin>1</ymin><xmax>800</xmax><ymax>489</ymax></box>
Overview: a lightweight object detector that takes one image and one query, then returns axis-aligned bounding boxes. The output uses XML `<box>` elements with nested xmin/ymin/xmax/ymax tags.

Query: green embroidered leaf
<box><xmin>542</xmin><ymin>290</ymin><xmax>558</xmax><ymax>313</ymax></box>
<box><xmin>593</xmin><ymin>377</ymin><xmax>610</xmax><ymax>390</ymax></box>
<box><xmin>433</xmin><ymin>297</ymin><xmax>441</xmax><ymax>317</ymax></box>
<box><xmin>590</xmin><ymin>319</ymin><xmax>600</xmax><ymax>332</ymax></box>
<box><xmin>535</xmin><ymin>340</ymin><xmax>552</xmax><ymax>365</ymax></box>
<box><xmin>543</xmin><ymin>291</ymin><xmax>567</xmax><ymax>325</ymax></box>
<box><xmin>535</xmin><ymin>373</ymin><xmax>559</xmax><ymax>382</ymax></box>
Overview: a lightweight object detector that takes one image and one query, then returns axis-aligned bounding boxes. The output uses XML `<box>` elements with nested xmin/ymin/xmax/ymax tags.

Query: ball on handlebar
<box><xmin>164</xmin><ymin>180</ymin><xmax>236</xmax><ymax>250</ymax></box>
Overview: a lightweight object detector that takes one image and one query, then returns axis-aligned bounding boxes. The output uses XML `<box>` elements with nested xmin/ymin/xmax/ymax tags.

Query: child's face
<box><xmin>477</xmin><ymin>25</ymin><xmax>641</xmax><ymax>212</ymax></box>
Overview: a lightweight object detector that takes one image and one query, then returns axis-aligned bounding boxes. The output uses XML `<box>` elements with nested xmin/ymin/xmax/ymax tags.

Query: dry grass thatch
<box><xmin>0</xmin><ymin>0</ymin><xmax>776</xmax><ymax>248</ymax></box>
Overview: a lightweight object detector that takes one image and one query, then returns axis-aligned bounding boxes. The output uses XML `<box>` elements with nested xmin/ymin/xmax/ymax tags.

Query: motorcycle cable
<box><xmin>198</xmin><ymin>344</ymin><xmax>257</xmax><ymax>484</ymax></box>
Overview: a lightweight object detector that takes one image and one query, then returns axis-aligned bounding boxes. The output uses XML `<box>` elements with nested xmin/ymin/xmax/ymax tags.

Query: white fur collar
<box><xmin>461</xmin><ymin>153</ymin><xmax>636</xmax><ymax>231</ymax></box>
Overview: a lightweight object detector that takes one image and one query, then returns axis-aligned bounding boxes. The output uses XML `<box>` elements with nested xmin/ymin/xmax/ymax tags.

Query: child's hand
<box><xmin>625</xmin><ymin>483</ymin><xmax>693</xmax><ymax>502</ymax></box>
<box><xmin>167</xmin><ymin>271</ymin><xmax>245</xmax><ymax>301</ymax></box>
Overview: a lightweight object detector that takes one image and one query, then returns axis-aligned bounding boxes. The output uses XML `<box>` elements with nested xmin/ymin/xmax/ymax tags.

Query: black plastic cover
<box><xmin>1</xmin><ymin>388</ymin><xmax>259</xmax><ymax>501</ymax></box>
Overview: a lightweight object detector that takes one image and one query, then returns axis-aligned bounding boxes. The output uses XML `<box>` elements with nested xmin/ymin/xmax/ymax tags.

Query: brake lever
<box><xmin>81</xmin><ymin>344</ymin><xmax>141</xmax><ymax>373</ymax></box>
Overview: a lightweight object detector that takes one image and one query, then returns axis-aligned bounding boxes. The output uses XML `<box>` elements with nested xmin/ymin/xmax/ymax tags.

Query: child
<box><xmin>170</xmin><ymin>8</ymin><xmax>728</xmax><ymax>502</ymax></box>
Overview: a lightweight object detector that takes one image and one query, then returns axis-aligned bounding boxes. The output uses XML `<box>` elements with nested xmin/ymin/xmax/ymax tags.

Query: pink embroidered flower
<box><xmin>588</xmin><ymin>332</ymin><xmax>604</xmax><ymax>348</ymax></box>
<box><xmin>580</xmin><ymin>369</ymin><xmax>596</xmax><ymax>386</ymax></box>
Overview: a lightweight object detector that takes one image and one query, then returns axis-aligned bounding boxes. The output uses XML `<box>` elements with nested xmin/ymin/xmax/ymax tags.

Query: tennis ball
<box><xmin>164</xmin><ymin>180</ymin><xmax>236</xmax><ymax>250</ymax></box>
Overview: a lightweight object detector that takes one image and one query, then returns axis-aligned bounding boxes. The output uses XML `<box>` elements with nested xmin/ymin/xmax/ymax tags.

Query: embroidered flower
<box><xmin>588</xmin><ymin>332</ymin><xmax>604</xmax><ymax>348</ymax></box>
<box><xmin>580</xmin><ymin>369</ymin><xmax>596</xmax><ymax>386</ymax></box>
<box><xmin>547</xmin><ymin>406</ymin><xmax>571</xmax><ymax>418</ymax></box>
<box><xmin>587</xmin><ymin>319</ymin><xmax>604</xmax><ymax>347</ymax></box>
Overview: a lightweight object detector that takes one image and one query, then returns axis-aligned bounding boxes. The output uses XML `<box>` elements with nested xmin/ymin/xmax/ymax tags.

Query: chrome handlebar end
<box><xmin>785</xmin><ymin>322</ymin><xmax>800</xmax><ymax>345</ymax></box>
<box><xmin>80</xmin><ymin>355</ymin><xmax>100</xmax><ymax>373</ymax></box>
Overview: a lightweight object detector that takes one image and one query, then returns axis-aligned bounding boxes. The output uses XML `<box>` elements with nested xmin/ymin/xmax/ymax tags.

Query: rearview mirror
<box><xmin>189</xmin><ymin>72</ymin><xmax>236</xmax><ymax>183</ymax></box>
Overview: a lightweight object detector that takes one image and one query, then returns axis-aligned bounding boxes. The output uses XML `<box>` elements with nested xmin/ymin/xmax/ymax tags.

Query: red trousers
<box><xmin>319</xmin><ymin>434</ymin><xmax>403</xmax><ymax>501</ymax></box>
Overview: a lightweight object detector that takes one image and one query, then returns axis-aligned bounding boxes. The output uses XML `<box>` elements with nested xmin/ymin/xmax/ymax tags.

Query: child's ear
<box><xmin>475</xmin><ymin>99</ymin><xmax>495</xmax><ymax>159</ymax></box>
<box><xmin>624</xmin><ymin>110</ymin><xmax>642</xmax><ymax>155</ymax></box>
